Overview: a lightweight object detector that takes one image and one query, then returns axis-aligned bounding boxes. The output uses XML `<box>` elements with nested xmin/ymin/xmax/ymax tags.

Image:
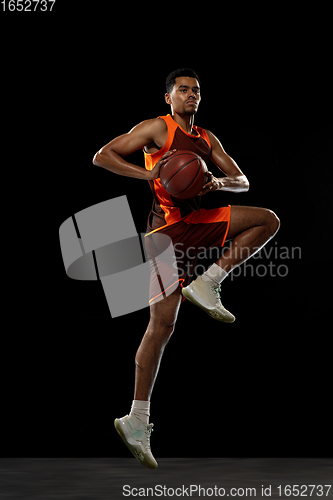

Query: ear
<box><xmin>165</xmin><ymin>93</ymin><xmax>172</xmax><ymax>105</ymax></box>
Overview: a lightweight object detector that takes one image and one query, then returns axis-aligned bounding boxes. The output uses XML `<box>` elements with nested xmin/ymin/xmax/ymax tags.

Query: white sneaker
<box><xmin>114</xmin><ymin>414</ymin><xmax>158</xmax><ymax>469</ymax></box>
<box><xmin>182</xmin><ymin>276</ymin><xmax>235</xmax><ymax>323</ymax></box>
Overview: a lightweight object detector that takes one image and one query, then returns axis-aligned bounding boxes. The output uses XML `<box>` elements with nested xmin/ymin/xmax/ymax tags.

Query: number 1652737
<box><xmin>1</xmin><ymin>0</ymin><xmax>56</xmax><ymax>11</ymax></box>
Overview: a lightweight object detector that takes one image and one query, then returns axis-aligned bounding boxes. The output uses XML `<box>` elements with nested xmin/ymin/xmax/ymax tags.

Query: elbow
<box><xmin>93</xmin><ymin>151</ymin><xmax>102</xmax><ymax>166</ymax></box>
<box><xmin>244</xmin><ymin>175</ymin><xmax>250</xmax><ymax>192</ymax></box>
<box><xmin>241</xmin><ymin>176</ymin><xmax>250</xmax><ymax>192</ymax></box>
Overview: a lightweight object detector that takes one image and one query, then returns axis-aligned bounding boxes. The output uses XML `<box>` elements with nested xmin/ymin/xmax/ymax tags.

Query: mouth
<box><xmin>186</xmin><ymin>100</ymin><xmax>197</xmax><ymax>106</ymax></box>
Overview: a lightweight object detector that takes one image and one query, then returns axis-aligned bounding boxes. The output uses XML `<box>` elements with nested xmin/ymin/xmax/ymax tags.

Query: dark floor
<box><xmin>0</xmin><ymin>458</ymin><xmax>332</xmax><ymax>499</ymax></box>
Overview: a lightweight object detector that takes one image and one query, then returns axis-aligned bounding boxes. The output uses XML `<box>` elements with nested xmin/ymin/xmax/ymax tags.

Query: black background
<box><xmin>2</xmin><ymin>4</ymin><xmax>332</xmax><ymax>458</ymax></box>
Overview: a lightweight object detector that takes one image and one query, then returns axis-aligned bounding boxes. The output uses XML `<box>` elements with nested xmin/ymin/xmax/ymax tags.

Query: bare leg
<box><xmin>217</xmin><ymin>206</ymin><xmax>280</xmax><ymax>272</ymax></box>
<box><xmin>134</xmin><ymin>287</ymin><xmax>182</xmax><ymax>401</ymax></box>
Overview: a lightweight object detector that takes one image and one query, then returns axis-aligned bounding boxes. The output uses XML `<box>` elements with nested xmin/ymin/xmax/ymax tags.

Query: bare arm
<box><xmin>93</xmin><ymin>118</ymin><xmax>174</xmax><ymax>181</ymax></box>
<box><xmin>198</xmin><ymin>130</ymin><xmax>249</xmax><ymax>195</ymax></box>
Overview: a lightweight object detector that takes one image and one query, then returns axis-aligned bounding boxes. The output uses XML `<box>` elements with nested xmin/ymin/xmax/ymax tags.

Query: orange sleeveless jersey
<box><xmin>144</xmin><ymin>114</ymin><xmax>213</xmax><ymax>232</ymax></box>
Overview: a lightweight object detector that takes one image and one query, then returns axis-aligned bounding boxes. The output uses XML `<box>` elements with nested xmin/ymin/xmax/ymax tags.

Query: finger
<box><xmin>202</xmin><ymin>180</ymin><xmax>212</xmax><ymax>190</ymax></box>
<box><xmin>162</xmin><ymin>149</ymin><xmax>177</xmax><ymax>160</ymax></box>
<box><xmin>198</xmin><ymin>179</ymin><xmax>214</xmax><ymax>195</ymax></box>
<box><xmin>160</xmin><ymin>156</ymin><xmax>172</xmax><ymax>165</ymax></box>
<box><xmin>197</xmin><ymin>187</ymin><xmax>209</xmax><ymax>196</ymax></box>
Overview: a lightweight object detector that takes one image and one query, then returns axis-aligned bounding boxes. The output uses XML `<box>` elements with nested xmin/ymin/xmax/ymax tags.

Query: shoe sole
<box><xmin>114</xmin><ymin>418</ymin><xmax>157</xmax><ymax>469</ymax></box>
<box><xmin>182</xmin><ymin>287</ymin><xmax>235</xmax><ymax>323</ymax></box>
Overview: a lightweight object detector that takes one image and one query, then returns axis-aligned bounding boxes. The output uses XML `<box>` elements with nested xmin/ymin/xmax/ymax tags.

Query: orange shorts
<box><xmin>145</xmin><ymin>206</ymin><xmax>231</xmax><ymax>305</ymax></box>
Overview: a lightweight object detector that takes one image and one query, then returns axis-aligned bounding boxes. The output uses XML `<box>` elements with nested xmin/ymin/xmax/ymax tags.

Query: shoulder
<box><xmin>204</xmin><ymin>129</ymin><xmax>226</xmax><ymax>152</ymax></box>
<box><xmin>193</xmin><ymin>126</ymin><xmax>214</xmax><ymax>150</ymax></box>
<box><xmin>129</xmin><ymin>117</ymin><xmax>167</xmax><ymax>138</ymax></box>
<box><xmin>204</xmin><ymin>129</ymin><xmax>217</xmax><ymax>143</ymax></box>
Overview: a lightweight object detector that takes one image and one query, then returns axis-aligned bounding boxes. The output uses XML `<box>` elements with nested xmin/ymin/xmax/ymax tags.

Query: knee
<box><xmin>157</xmin><ymin>322</ymin><xmax>175</xmax><ymax>343</ymax></box>
<box><xmin>150</xmin><ymin>303</ymin><xmax>178</xmax><ymax>343</ymax></box>
<box><xmin>155</xmin><ymin>321</ymin><xmax>176</xmax><ymax>352</ymax></box>
<box><xmin>144</xmin><ymin>320</ymin><xmax>176</xmax><ymax>350</ymax></box>
<box><xmin>135</xmin><ymin>323</ymin><xmax>175</xmax><ymax>368</ymax></box>
<box><xmin>266</xmin><ymin>209</ymin><xmax>280</xmax><ymax>238</ymax></box>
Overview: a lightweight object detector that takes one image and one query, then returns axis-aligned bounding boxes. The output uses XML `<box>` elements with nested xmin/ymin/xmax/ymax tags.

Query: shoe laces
<box><xmin>210</xmin><ymin>283</ymin><xmax>221</xmax><ymax>301</ymax></box>
<box><xmin>144</xmin><ymin>423</ymin><xmax>154</xmax><ymax>449</ymax></box>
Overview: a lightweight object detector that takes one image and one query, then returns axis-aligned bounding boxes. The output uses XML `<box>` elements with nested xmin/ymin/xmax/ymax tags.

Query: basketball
<box><xmin>159</xmin><ymin>150</ymin><xmax>208</xmax><ymax>199</ymax></box>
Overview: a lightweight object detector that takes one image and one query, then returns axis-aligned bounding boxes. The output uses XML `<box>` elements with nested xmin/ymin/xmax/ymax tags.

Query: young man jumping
<box><xmin>93</xmin><ymin>68</ymin><xmax>280</xmax><ymax>468</ymax></box>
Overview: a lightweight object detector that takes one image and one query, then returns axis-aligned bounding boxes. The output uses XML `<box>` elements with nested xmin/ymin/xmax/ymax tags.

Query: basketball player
<box><xmin>93</xmin><ymin>68</ymin><xmax>280</xmax><ymax>468</ymax></box>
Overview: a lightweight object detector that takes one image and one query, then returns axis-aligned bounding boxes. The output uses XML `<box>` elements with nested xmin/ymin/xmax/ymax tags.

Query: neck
<box><xmin>171</xmin><ymin>111</ymin><xmax>195</xmax><ymax>134</ymax></box>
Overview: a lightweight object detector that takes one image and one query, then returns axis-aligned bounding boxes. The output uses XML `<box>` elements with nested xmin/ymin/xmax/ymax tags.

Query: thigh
<box><xmin>227</xmin><ymin>205</ymin><xmax>273</xmax><ymax>240</ymax></box>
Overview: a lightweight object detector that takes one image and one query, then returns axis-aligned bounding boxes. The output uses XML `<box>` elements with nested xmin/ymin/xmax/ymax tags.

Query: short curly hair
<box><xmin>165</xmin><ymin>68</ymin><xmax>201</xmax><ymax>93</ymax></box>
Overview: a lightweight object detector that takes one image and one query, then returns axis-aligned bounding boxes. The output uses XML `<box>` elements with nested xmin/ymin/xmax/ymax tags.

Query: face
<box><xmin>165</xmin><ymin>76</ymin><xmax>201</xmax><ymax>116</ymax></box>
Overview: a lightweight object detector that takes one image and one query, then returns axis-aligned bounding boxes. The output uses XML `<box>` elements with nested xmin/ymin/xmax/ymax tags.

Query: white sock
<box><xmin>130</xmin><ymin>400</ymin><xmax>150</xmax><ymax>424</ymax></box>
<box><xmin>201</xmin><ymin>263</ymin><xmax>228</xmax><ymax>284</ymax></box>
